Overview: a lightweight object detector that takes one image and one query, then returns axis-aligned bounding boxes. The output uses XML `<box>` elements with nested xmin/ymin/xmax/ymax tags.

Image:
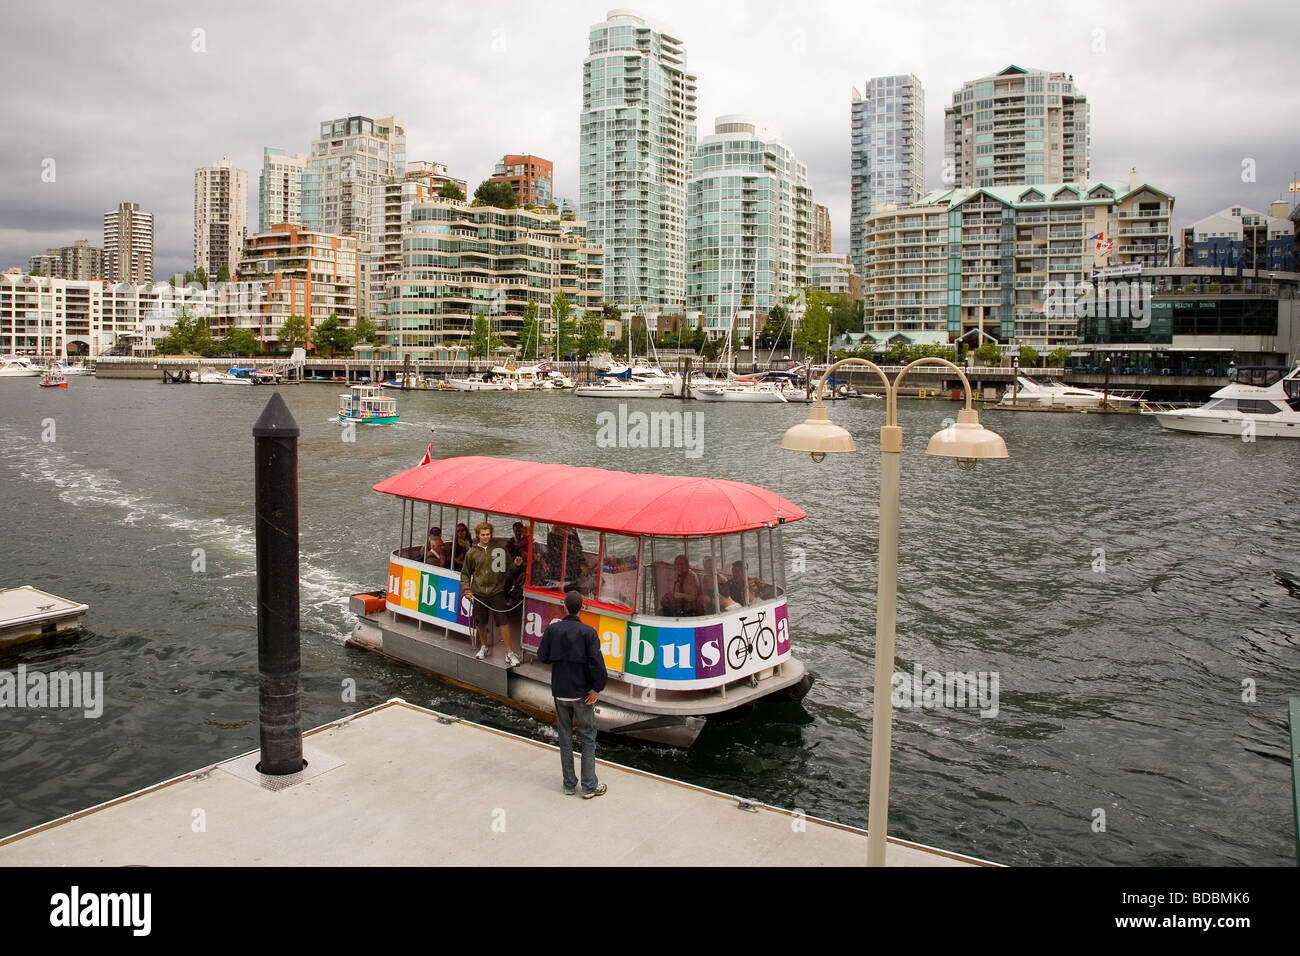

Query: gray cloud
<box><xmin>2</xmin><ymin>0</ymin><xmax>1295</xmax><ymax>280</ymax></box>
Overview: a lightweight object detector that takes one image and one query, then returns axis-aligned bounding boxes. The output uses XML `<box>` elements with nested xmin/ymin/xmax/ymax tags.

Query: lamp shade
<box><xmin>926</xmin><ymin>408</ymin><xmax>1008</xmax><ymax>461</ymax></box>
<box><xmin>781</xmin><ymin>403</ymin><xmax>856</xmax><ymax>456</ymax></box>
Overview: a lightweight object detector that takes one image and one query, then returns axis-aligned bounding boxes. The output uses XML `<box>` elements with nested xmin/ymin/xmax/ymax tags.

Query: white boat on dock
<box><xmin>0</xmin><ymin>356</ymin><xmax>40</xmax><ymax>378</ymax></box>
<box><xmin>0</xmin><ymin>586</ymin><xmax>89</xmax><ymax>647</ymax></box>
<box><xmin>1142</xmin><ymin>363</ymin><xmax>1300</xmax><ymax>438</ymax></box>
<box><xmin>573</xmin><ymin>379</ymin><xmax>664</xmax><ymax>398</ymax></box>
<box><xmin>999</xmin><ymin>375</ymin><xmax>1144</xmax><ymax>409</ymax></box>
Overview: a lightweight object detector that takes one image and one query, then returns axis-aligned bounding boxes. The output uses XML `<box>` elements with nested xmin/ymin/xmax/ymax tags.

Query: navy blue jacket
<box><xmin>537</xmin><ymin>614</ymin><xmax>607</xmax><ymax>700</ymax></box>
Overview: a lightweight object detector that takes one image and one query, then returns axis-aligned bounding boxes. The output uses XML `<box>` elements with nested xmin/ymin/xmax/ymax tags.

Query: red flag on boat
<box><xmin>419</xmin><ymin>428</ymin><xmax>433</xmax><ymax>466</ymax></box>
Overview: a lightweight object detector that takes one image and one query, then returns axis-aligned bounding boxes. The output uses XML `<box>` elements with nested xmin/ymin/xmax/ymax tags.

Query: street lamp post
<box><xmin>781</xmin><ymin>357</ymin><xmax>1008</xmax><ymax>866</ymax></box>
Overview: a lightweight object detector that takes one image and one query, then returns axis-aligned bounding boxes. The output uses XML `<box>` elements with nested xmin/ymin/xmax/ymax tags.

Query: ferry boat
<box><xmin>39</xmin><ymin>367</ymin><xmax>68</xmax><ymax>388</ymax></box>
<box><xmin>338</xmin><ymin>384</ymin><xmax>399</xmax><ymax>425</ymax></box>
<box><xmin>347</xmin><ymin>456</ymin><xmax>814</xmax><ymax>747</ymax></box>
<box><xmin>1141</xmin><ymin>364</ymin><xmax>1300</xmax><ymax>438</ymax></box>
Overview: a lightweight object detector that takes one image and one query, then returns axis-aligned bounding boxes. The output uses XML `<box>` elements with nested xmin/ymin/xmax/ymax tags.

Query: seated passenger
<box><xmin>660</xmin><ymin>554</ymin><xmax>702</xmax><ymax>616</ymax></box>
<box><xmin>424</xmin><ymin>527</ymin><xmax>449</xmax><ymax>567</ymax></box>
<box><xmin>451</xmin><ymin>523</ymin><xmax>472</xmax><ymax>572</ymax></box>
<box><xmin>506</xmin><ymin>521</ymin><xmax>530</xmax><ymax>564</ymax></box>
<box><xmin>719</xmin><ymin>561</ymin><xmax>747</xmax><ymax>607</ymax></box>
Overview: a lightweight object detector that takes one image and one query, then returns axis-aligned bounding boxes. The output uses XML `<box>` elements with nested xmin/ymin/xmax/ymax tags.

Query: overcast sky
<box><xmin>2</xmin><ymin>0</ymin><xmax>1296</xmax><ymax>280</ymax></box>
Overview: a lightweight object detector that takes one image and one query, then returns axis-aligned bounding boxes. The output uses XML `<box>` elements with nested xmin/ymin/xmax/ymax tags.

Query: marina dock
<box><xmin>0</xmin><ymin>699</ymin><xmax>990</xmax><ymax>867</ymax></box>
<box><xmin>0</xmin><ymin>586</ymin><xmax>88</xmax><ymax>647</ymax></box>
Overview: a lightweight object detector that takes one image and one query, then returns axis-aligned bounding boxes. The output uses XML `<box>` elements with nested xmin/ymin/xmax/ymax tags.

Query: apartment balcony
<box><xmin>1117</xmin><ymin>209</ymin><xmax>1168</xmax><ymax>219</ymax></box>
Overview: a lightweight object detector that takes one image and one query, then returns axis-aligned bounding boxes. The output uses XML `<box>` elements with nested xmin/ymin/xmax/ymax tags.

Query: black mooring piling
<box><xmin>252</xmin><ymin>392</ymin><xmax>304</xmax><ymax>775</ymax></box>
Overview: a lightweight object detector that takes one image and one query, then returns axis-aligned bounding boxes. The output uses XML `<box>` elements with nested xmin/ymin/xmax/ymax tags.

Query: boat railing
<box><xmin>1138</xmin><ymin>400</ymin><xmax>1201</xmax><ymax>414</ymax></box>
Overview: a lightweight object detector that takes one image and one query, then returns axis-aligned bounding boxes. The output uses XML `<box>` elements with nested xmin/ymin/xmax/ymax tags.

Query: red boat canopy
<box><xmin>373</xmin><ymin>456</ymin><xmax>805</xmax><ymax>536</ymax></box>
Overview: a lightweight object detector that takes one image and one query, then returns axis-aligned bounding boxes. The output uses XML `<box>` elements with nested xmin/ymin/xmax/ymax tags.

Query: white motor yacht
<box><xmin>1142</xmin><ymin>364</ymin><xmax>1300</xmax><ymax>438</ymax></box>
<box><xmin>573</xmin><ymin>379</ymin><xmax>663</xmax><ymax>398</ymax></box>
<box><xmin>689</xmin><ymin>379</ymin><xmax>789</xmax><ymax>403</ymax></box>
<box><xmin>999</xmin><ymin>375</ymin><xmax>1144</xmax><ymax>408</ymax></box>
<box><xmin>0</xmin><ymin>356</ymin><xmax>40</xmax><ymax>377</ymax></box>
<box><xmin>446</xmin><ymin>373</ymin><xmax>517</xmax><ymax>391</ymax></box>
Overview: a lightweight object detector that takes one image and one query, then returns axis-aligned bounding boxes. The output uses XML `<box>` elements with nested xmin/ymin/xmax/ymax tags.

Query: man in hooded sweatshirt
<box><xmin>537</xmin><ymin>590</ymin><xmax>608</xmax><ymax>798</ymax></box>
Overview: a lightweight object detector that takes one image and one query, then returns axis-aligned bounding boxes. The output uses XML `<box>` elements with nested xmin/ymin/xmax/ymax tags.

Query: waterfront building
<box><xmin>1180</xmin><ymin>202</ymin><xmax>1295</xmax><ymax>273</ymax></box>
<box><xmin>686</xmin><ymin>115</ymin><xmax>812</xmax><ymax>342</ymax></box>
<box><xmin>580</xmin><ymin>10</ymin><xmax>697</xmax><ymax>313</ymax></box>
<box><xmin>0</xmin><ymin>272</ymin><xmax>212</xmax><ymax>357</ymax></box>
<box><xmin>850</xmin><ymin>75</ymin><xmax>925</xmax><ymax>282</ymax></box>
<box><xmin>103</xmin><ymin>202</ymin><xmax>154</xmax><ymax>284</ymax></box>
<box><xmin>232</xmin><ymin>224</ymin><xmax>358</xmax><ymax>348</ymax></box>
<box><xmin>810</xmin><ymin>254</ymin><xmax>858</xmax><ymax>299</ymax></box>
<box><xmin>301</xmin><ymin>115</ymin><xmax>406</xmax><ymax>239</ymax></box>
<box><xmin>28</xmin><ymin>240</ymin><xmax>103</xmax><ymax>280</ymax></box>
<box><xmin>365</xmin><ymin>161</ymin><xmax>468</xmax><ymax>320</ymax></box>
<box><xmin>194</xmin><ymin>158</ymin><xmax>248</xmax><ymax>279</ymax></box>
<box><xmin>1072</xmin><ymin>266</ymin><xmax>1300</xmax><ymax>374</ymax></box>
<box><xmin>863</xmin><ymin>170</ymin><xmax>1173</xmax><ymax>348</ymax></box>
<box><xmin>944</xmin><ymin>65</ymin><xmax>1089</xmax><ymax>190</ymax></box>
<box><xmin>813</xmin><ymin>204</ymin><xmax>832</xmax><ymax>254</ymax></box>
<box><xmin>379</xmin><ymin>199</ymin><xmax>603</xmax><ymax>359</ymax></box>
<box><xmin>258</xmin><ymin>147</ymin><xmax>308</xmax><ymax>233</ymax></box>
<box><xmin>490</xmin><ymin>155</ymin><xmax>554</xmax><ymax>208</ymax></box>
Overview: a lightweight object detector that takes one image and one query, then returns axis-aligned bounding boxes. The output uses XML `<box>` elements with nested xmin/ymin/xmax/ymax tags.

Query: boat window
<box><xmin>743</xmin><ymin>531</ymin><xmax>777</xmax><ymax>603</ymax></box>
<box><xmin>530</xmin><ymin>523</ymin><xmax>588</xmax><ymax>593</ymax></box>
<box><xmin>448</xmin><ymin>511</ymin><xmax>474</xmax><ymax>573</ymax></box>
<box><xmin>567</xmin><ymin>528</ymin><xmax>601</xmax><ymax>597</ymax></box>
<box><xmin>643</xmin><ymin>536</ymin><xmax>710</xmax><ymax>617</ymax></box>
<box><xmin>716</xmin><ymin>533</ymin><xmax>747</xmax><ymax>610</ymax></box>
<box><xmin>769</xmin><ymin>525</ymin><xmax>787</xmax><ymax>597</ymax></box>
<box><xmin>598</xmin><ymin>533</ymin><xmax>638</xmax><ymax>610</ymax></box>
<box><xmin>1239</xmin><ymin>400</ymin><xmax>1281</xmax><ymax>415</ymax></box>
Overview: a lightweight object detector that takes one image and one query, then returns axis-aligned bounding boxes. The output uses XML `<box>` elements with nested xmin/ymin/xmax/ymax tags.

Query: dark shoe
<box><xmin>582</xmin><ymin>783</ymin><xmax>607</xmax><ymax>800</ymax></box>
<box><xmin>564</xmin><ymin>786</ymin><xmax>576</xmax><ymax>795</ymax></box>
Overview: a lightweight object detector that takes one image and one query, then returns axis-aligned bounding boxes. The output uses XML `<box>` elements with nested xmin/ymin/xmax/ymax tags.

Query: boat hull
<box><xmin>573</xmin><ymin>385</ymin><xmax>663</xmax><ymax>398</ymax></box>
<box><xmin>1151</xmin><ymin>411</ymin><xmax>1300</xmax><ymax>438</ymax></box>
<box><xmin>689</xmin><ymin>385</ymin><xmax>788</xmax><ymax>403</ymax></box>
<box><xmin>339</xmin><ymin>414</ymin><xmax>399</xmax><ymax>425</ymax></box>
<box><xmin>347</xmin><ymin>597</ymin><xmax>813</xmax><ymax>748</ymax></box>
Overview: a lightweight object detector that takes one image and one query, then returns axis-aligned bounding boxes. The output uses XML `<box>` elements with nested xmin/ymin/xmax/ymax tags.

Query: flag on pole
<box><xmin>419</xmin><ymin>428</ymin><xmax>433</xmax><ymax>466</ymax></box>
<box><xmin>1089</xmin><ymin>232</ymin><xmax>1104</xmax><ymax>241</ymax></box>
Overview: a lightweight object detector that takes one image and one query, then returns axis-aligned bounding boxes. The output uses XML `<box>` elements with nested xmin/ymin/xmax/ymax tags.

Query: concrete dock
<box><xmin>0</xmin><ymin>699</ymin><xmax>991</xmax><ymax>866</ymax></box>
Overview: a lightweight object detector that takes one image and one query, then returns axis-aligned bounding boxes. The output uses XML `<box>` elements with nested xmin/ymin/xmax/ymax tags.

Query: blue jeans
<box><xmin>554</xmin><ymin>698</ymin><xmax>598</xmax><ymax>793</ymax></box>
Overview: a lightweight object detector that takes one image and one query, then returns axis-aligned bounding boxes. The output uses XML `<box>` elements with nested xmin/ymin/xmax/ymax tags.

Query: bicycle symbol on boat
<box><xmin>726</xmin><ymin>611</ymin><xmax>777</xmax><ymax>670</ymax></box>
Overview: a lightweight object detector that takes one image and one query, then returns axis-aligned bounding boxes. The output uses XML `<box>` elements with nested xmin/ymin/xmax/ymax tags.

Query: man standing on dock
<box><xmin>538</xmin><ymin>591</ymin><xmax>608</xmax><ymax>798</ymax></box>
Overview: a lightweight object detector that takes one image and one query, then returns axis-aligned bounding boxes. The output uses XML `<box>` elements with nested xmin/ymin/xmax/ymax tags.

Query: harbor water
<box><xmin>1</xmin><ymin>378</ymin><xmax>1297</xmax><ymax>865</ymax></box>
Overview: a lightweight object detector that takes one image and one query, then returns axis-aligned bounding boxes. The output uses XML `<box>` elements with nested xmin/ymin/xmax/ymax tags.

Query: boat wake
<box><xmin>1</xmin><ymin>426</ymin><xmax>365</xmax><ymax>640</ymax></box>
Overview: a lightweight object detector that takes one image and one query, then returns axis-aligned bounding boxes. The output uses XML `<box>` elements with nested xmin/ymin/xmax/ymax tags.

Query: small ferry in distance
<box><xmin>347</xmin><ymin>456</ymin><xmax>814</xmax><ymax>747</ymax></box>
<box><xmin>338</xmin><ymin>384</ymin><xmax>399</xmax><ymax>425</ymax></box>
<box><xmin>39</xmin><ymin>367</ymin><xmax>68</xmax><ymax>388</ymax></box>
<box><xmin>1142</xmin><ymin>363</ymin><xmax>1300</xmax><ymax>438</ymax></box>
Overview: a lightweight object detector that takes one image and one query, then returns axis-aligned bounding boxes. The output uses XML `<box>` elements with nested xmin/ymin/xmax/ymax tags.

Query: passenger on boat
<box><xmin>537</xmin><ymin>590</ymin><xmax>607</xmax><ymax>798</ymax></box>
<box><xmin>462</xmin><ymin>521</ymin><xmax>521</xmax><ymax>667</ymax></box>
<box><xmin>506</xmin><ymin>521</ymin><xmax>530</xmax><ymax>564</ymax></box>
<box><xmin>661</xmin><ymin>554</ymin><xmax>703</xmax><ymax>616</ymax></box>
<box><xmin>451</xmin><ymin>523</ymin><xmax>472</xmax><ymax>572</ymax></box>
<box><xmin>424</xmin><ymin>527</ymin><xmax>449</xmax><ymax>567</ymax></box>
<box><xmin>719</xmin><ymin>561</ymin><xmax>748</xmax><ymax>607</ymax></box>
